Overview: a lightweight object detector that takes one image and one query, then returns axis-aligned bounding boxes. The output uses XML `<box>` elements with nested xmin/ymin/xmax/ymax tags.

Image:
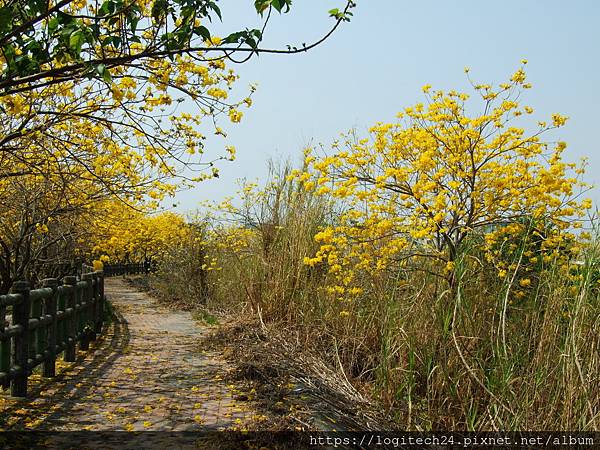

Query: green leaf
<box><xmin>98</xmin><ymin>0</ymin><xmax>110</xmax><ymax>16</ymax></box>
<box><xmin>102</xmin><ymin>69</ymin><xmax>112</xmax><ymax>83</ymax></box>
<box><xmin>193</xmin><ymin>25</ymin><xmax>211</xmax><ymax>41</ymax></box>
<box><xmin>223</xmin><ymin>31</ymin><xmax>244</xmax><ymax>44</ymax></box>
<box><xmin>208</xmin><ymin>1</ymin><xmax>222</xmax><ymax>20</ymax></box>
<box><xmin>271</xmin><ymin>0</ymin><xmax>284</xmax><ymax>12</ymax></box>
<box><xmin>98</xmin><ymin>0</ymin><xmax>118</xmax><ymax>16</ymax></box>
<box><xmin>95</xmin><ymin>63</ymin><xmax>112</xmax><ymax>83</ymax></box>
<box><xmin>129</xmin><ymin>16</ymin><xmax>139</xmax><ymax>32</ymax></box>
<box><xmin>254</xmin><ymin>0</ymin><xmax>271</xmax><ymax>15</ymax></box>
<box><xmin>56</xmin><ymin>11</ymin><xmax>75</xmax><ymax>25</ymax></box>
<box><xmin>47</xmin><ymin>17</ymin><xmax>59</xmax><ymax>34</ymax></box>
<box><xmin>272</xmin><ymin>0</ymin><xmax>291</xmax><ymax>13</ymax></box>
<box><xmin>29</xmin><ymin>0</ymin><xmax>47</xmax><ymax>15</ymax></box>
<box><xmin>69</xmin><ymin>30</ymin><xmax>85</xmax><ymax>54</ymax></box>
<box><xmin>0</xmin><ymin>7</ymin><xmax>12</xmax><ymax>35</ymax></box>
<box><xmin>151</xmin><ymin>0</ymin><xmax>168</xmax><ymax>21</ymax></box>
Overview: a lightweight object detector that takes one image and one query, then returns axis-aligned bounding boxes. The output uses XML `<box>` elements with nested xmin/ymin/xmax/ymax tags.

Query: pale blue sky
<box><xmin>173</xmin><ymin>0</ymin><xmax>600</xmax><ymax>212</ymax></box>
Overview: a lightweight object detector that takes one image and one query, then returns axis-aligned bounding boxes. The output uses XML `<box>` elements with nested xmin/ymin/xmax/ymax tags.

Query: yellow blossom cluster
<box><xmin>295</xmin><ymin>65</ymin><xmax>591</xmax><ymax>294</ymax></box>
<box><xmin>0</xmin><ymin>34</ymin><xmax>253</xmax><ymax>204</ymax></box>
<box><xmin>89</xmin><ymin>202</ymin><xmax>190</xmax><ymax>263</ymax></box>
<box><xmin>483</xmin><ymin>218</ymin><xmax>586</xmax><ymax>300</ymax></box>
<box><xmin>0</xmin><ymin>20</ymin><xmax>254</xmax><ymax>288</ymax></box>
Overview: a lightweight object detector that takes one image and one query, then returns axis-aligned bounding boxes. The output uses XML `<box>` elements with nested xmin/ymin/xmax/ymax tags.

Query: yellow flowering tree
<box><xmin>0</xmin><ymin>24</ymin><xmax>252</xmax><ymax>290</ymax></box>
<box><xmin>0</xmin><ymin>0</ymin><xmax>357</xmax><ymax>292</ymax></box>
<box><xmin>0</xmin><ymin>0</ymin><xmax>355</xmax><ymax>94</ymax></box>
<box><xmin>0</xmin><ymin>49</ymin><xmax>251</xmax><ymax>199</ymax></box>
<box><xmin>0</xmin><ymin>0</ymin><xmax>357</xmax><ymax>207</ymax></box>
<box><xmin>89</xmin><ymin>202</ymin><xmax>189</xmax><ymax>264</ymax></box>
<box><xmin>0</xmin><ymin>61</ymin><xmax>240</xmax><ymax>292</ymax></box>
<box><xmin>0</xmin><ymin>170</ymin><xmax>106</xmax><ymax>292</ymax></box>
<box><xmin>298</xmin><ymin>63</ymin><xmax>590</xmax><ymax>292</ymax></box>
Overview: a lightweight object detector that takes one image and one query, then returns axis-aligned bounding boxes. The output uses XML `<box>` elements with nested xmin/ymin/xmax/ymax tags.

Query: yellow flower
<box><xmin>519</xmin><ymin>278</ymin><xmax>531</xmax><ymax>287</ymax></box>
<box><xmin>551</xmin><ymin>113</ymin><xmax>568</xmax><ymax>127</ymax></box>
<box><xmin>228</xmin><ymin>109</ymin><xmax>243</xmax><ymax>123</ymax></box>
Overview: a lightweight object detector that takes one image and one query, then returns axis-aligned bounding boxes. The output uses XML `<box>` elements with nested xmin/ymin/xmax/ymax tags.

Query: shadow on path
<box><xmin>0</xmin><ymin>278</ymin><xmax>269</xmax><ymax>449</ymax></box>
<box><xmin>0</xmin><ymin>310</ymin><xmax>130</xmax><ymax>430</ymax></box>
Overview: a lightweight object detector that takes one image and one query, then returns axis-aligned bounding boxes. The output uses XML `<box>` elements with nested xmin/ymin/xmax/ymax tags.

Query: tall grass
<box><xmin>154</xmin><ymin>162</ymin><xmax>599</xmax><ymax>430</ymax></box>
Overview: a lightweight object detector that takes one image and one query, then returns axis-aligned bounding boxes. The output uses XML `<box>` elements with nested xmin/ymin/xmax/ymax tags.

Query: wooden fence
<box><xmin>0</xmin><ymin>271</ymin><xmax>104</xmax><ymax>397</ymax></box>
<box><xmin>102</xmin><ymin>262</ymin><xmax>153</xmax><ymax>277</ymax></box>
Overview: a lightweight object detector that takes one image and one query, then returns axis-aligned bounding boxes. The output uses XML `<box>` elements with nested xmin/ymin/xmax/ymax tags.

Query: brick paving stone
<box><xmin>0</xmin><ymin>277</ymin><xmax>257</xmax><ymax>435</ymax></box>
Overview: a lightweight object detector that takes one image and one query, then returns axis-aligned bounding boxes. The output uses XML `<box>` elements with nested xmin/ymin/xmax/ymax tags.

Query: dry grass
<box><xmin>152</xmin><ymin>163</ymin><xmax>599</xmax><ymax>431</ymax></box>
<box><xmin>200</xmin><ymin>315</ymin><xmax>393</xmax><ymax>432</ymax></box>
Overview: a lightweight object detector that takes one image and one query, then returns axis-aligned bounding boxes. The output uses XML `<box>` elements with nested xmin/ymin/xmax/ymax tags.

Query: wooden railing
<box><xmin>0</xmin><ymin>271</ymin><xmax>105</xmax><ymax>397</ymax></box>
<box><xmin>103</xmin><ymin>262</ymin><xmax>153</xmax><ymax>277</ymax></box>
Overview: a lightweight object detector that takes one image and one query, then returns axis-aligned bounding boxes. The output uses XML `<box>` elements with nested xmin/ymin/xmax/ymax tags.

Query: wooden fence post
<box><xmin>90</xmin><ymin>272</ymin><xmax>99</xmax><ymax>341</ymax></box>
<box><xmin>10</xmin><ymin>281</ymin><xmax>30</xmax><ymax>397</ymax></box>
<box><xmin>95</xmin><ymin>271</ymin><xmax>104</xmax><ymax>335</ymax></box>
<box><xmin>0</xmin><ymin>299</ymin><xmax>9</xmax><ymax>390</ymax></box>
<box><xmin>80</xmin><ymin>273</ymin><xmax>93</xmax><ymax>351</ymax></box>
<box><xmin>91</xmin><ymin>272</ymin><xmax>99</xmax><ymax>341</ymax></box>
<box><xmin>30</xmin><ymin>286</ymin><xmax>43</xmax><ymax>372</ymax></box>
<box><xmin>42</xmin><ymin>278</ymin><xmax>58</xmax><ymax>378</ymax></box>
<box><xmin>63</xmin><ymin>276</ymin><xmax>77</xmax><ymax>362</ymax></box>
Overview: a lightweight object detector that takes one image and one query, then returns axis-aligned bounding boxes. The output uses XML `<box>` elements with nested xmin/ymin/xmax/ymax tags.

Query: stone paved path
<box><xmin>0</xmin><ymin>278</ymin><xmax>265</xmax><ymax>438</ymax></box>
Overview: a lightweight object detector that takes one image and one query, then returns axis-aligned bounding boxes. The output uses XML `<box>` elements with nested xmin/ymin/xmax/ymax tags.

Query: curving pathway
<box><xmin>0</xmin><ymin>278</ymin><xmax>263</xmax><ymax>440</ymax></box>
